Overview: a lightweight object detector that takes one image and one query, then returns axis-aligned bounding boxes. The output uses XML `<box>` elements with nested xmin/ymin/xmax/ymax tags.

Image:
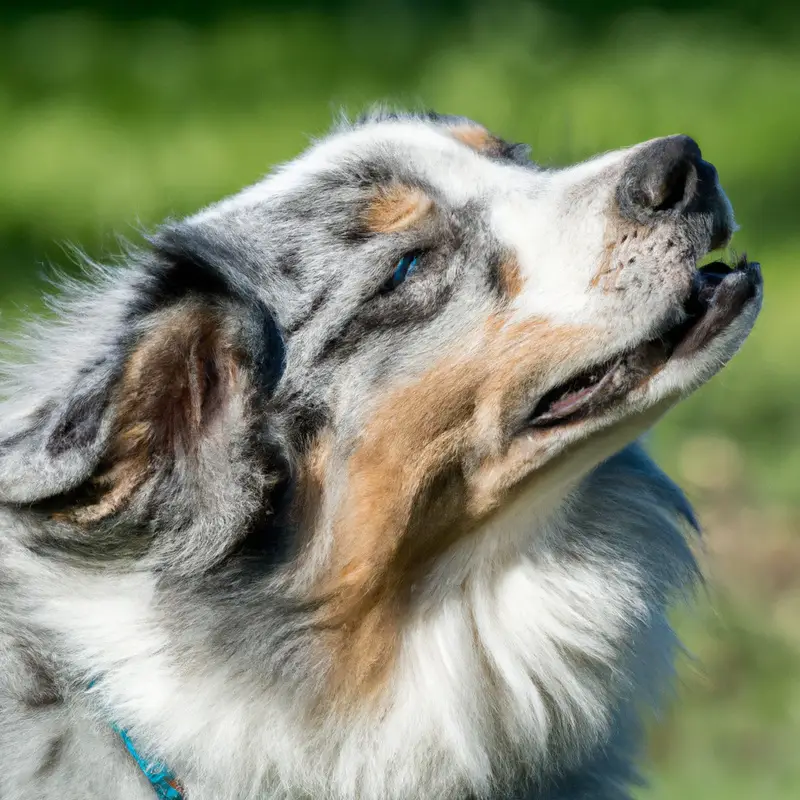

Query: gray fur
<box><xmin>0</xmin><ymin>112</ymin><xmax>760</xmax><ymax>800</ymax></box>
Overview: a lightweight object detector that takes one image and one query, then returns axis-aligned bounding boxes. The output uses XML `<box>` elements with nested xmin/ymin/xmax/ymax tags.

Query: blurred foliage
<box><xmin>0</xmin><ymin>2</ymin><xmax>797</xmax><ymax>798</ymax></box>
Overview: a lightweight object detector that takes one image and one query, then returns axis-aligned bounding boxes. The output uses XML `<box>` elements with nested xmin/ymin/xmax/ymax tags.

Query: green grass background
<box><xmin>1</xmin><ymin>2</ymin><xmax>798</xmax><ymax>796</ymax></box>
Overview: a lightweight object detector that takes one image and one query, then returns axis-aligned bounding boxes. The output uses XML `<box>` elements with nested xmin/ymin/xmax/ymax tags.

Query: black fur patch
<box><xmin>35</xmin><ymin>735</ymin><xmax>67</xmax><ymax>778</ymax></box>
<box><xmin>46</xmin><ymin>390</ymin><xmax>109</xmax><ymax>457</ymax></box>
<box><xmin>149</xmin><ymin>225</ymin><xmax>287</xmax><ymax>394</ymax></box>
<box><xmin>17</xmin><ymin>646</ymin><xmax>62</xmax><ymax>709</ymax></box>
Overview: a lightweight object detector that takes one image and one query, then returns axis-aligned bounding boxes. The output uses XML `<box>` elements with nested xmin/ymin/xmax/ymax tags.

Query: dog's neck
<box><xmin>9</xmin><ymin>446</ymin><xmax>696</xmax><ymax>799</ymax></box>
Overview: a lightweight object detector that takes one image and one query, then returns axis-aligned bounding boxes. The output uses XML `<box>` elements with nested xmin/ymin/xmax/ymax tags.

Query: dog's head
<box><xmin>0</xmin><ymin>111</ymin><xmax>761</xmax><ymax>684</ymax></box>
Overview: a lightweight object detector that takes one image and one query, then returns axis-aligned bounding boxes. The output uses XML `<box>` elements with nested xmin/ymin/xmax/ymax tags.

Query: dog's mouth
<box><xmin>528</xmin><ymin>255</ymin><xmax>762</xmax><ymax>428</ymax></box>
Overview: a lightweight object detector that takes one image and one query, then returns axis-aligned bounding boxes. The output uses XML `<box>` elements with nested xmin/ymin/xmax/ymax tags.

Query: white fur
<box><xmin>0</xmin><ymin>115</ymin><xmax>760</xmax><ymax>800</ymax></box>
<box><xmin>6</xmin><ymin>484</ymin><xmax>673</xmax><ymax>800</ymax></box>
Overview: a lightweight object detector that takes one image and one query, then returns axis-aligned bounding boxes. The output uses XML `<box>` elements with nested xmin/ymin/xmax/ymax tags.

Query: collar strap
<box><xmin>88</xmin><ymin>681</ymin><xmax>184</xmax><ymax>799</ymax></box>
<box><xmin>110</xmin><ymin>721</ymin><xmax>185</xmax><ymax>800</ymax></box>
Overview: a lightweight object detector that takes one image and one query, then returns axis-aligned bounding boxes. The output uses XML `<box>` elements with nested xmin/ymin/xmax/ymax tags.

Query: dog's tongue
<box><xmin>545</xmin><ymin>383</ymin><xmax>599</xmax><ymax>418</ymax></box>
<box><xmin>529</xmin><ymin>361</ymin><xmax>618</xmax><ymax>426</ymax></box>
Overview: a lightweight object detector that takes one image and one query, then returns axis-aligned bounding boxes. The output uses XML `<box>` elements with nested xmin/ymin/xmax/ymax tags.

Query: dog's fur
<box><xmin>0</xmin><ymin>111</ymin><xmax>762</xmax><ymax>799</ymax></box>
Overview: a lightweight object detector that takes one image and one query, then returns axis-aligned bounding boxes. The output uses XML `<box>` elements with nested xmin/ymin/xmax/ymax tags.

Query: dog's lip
<box><xmin>527</xmin><ymin>255</ymin><xmax>762</xmax><ymax>428</ymax></box>
<box><xmin>672</xmin><ymin>258</ymin><xmax>761</xmax><ymax>357</ymax></box>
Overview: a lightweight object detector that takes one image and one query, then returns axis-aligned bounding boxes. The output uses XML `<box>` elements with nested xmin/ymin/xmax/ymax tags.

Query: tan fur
<box><xmin>363</xmin><ymin>184</ymin><xmax>434</xmax><ymax>233</ymax></box>
<box><xmin>318</xmin><ymin>316</ymin><xmax>595</xmax><ymax>697</ymax></box>
<box><xmin>449</xmin><ymin>125</ymin><xmax>506</xmax><ymax>156</ymax></box>
<box><xmin>497</xmin><ymin>255</ymin><xmax>523</xmax><ymax>298</ymax></box>
<box><xmin>68</xmin><ymin>303</ymin><xmax>238</xmax><ymax>524</ymax></box>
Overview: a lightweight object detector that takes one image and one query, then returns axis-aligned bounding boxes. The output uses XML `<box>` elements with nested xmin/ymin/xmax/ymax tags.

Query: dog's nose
<box><xmin>617</xmin><ymin>135</ymin><xmax>721</xmax><ymax>220</ymax></box>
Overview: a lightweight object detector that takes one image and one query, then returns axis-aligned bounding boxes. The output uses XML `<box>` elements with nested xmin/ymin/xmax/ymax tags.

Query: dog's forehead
<box><xmin>341</xmin><ymin>120</ymin><xmax>535</xmax><ymax>197</ymax></box>
<box><xmin>192</xmin><ymin>119</ymin><xmax>536</xmax><ymax>225</ymax></box>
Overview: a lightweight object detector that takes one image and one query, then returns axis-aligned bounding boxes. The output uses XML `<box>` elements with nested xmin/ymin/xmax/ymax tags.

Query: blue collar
<box><xmin>89</xmin><ymin>682</ymin><xmax>184</xmax><ymax>799</ymax></box>
<box><xmin>110</xmin><ymin>721</ymin><xmax>185</xmax><ymax>800</ymax></box>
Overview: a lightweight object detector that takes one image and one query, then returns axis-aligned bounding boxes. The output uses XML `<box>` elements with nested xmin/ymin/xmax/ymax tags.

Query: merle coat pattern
<box><xmin>0</xmin><ymin>111</ymin><xmax>762</xmax><ymax>799</ymax></box>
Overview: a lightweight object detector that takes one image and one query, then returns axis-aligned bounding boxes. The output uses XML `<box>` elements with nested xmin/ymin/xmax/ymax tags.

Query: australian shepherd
<box><xmin>0</xmin><ymin>111</ymin><xmax>762</xmax><ymax>799</ymax></box>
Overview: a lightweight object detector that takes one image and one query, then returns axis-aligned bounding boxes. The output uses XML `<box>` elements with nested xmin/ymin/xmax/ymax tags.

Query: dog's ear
<box><xmin>0</xmin><ymin>225</ymin><xmax>289</xmax><ymax>572</ymax></box>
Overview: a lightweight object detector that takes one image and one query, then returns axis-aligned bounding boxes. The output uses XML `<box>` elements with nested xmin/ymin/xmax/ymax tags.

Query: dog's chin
<box><xmin>523</xmin><ymin>255</ymin><xmax>762</xmax><ymax>437</ymax></box>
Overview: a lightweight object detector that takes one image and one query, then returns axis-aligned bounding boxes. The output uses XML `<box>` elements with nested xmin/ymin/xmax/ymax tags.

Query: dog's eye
<box><xmin>383</xmin><ymin>253</ymin><xmax>419</xmax><ymax>292</ymax></box>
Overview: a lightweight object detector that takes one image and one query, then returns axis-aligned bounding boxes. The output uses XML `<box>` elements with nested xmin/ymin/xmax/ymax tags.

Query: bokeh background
<box><xmin>1</xmin><ymin>0</ymin><xmax>797</xmax><ymax>796</ymax></box>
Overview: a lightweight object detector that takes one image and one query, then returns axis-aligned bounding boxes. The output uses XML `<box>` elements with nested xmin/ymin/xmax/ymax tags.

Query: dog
<box><xmin>0</xmin><ymin>110</ymin><xmax>762</xmax><ymax>800</ymax></box>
